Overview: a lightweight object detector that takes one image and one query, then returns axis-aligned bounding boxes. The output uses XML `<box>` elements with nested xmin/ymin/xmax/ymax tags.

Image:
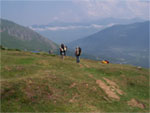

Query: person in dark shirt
<box><xmin>75</xmin><ymin>46</ymin><xmax>82</xmax><ymax>63</ymax></box>
<box><xmin>60</xmin><ymin>43</ymin><xmax>67</xmax><ymax>59</ymax></box>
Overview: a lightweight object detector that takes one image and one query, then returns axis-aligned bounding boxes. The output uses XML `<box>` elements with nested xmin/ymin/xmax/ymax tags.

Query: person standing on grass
<box><xmin>60</xmin><ymin>43</ymin><xmax>67</xmax><ymax>59</ymax></box>
<box><xmin>75</xmin><ymin>46</ymin><xmax>82</xmax><ymax>63</ymax></box>
<box><xmin>49</xmin><ymin>49</ymin><xmax>53</xmax><ymax>54</ymax></box>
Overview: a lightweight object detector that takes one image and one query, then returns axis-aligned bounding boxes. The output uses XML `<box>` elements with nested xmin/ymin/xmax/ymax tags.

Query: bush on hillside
<box><xmin>0</xmin><ymin>45</ymin><xmax>6</xmax><ymax>50</ymax></box>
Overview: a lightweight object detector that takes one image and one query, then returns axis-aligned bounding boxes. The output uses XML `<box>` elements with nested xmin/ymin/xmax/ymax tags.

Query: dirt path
<box><xmin>96</xmin><ymin>77</ymin><xmax>124</xmax><ymax>100</ymax></box>
<box><xmin>103</xmin><ymin>77</ymin><xmax>124</xmax><ymax>95</ymax></box>
<box><xmin>127</xmin><ymin>98</ymin><xmax>145</xmax><ymax>109</ymax></box>
<box><xmin>96</xmin><ymin>79</ymin><xmax>120</xmax><ymax>100</ymax></box>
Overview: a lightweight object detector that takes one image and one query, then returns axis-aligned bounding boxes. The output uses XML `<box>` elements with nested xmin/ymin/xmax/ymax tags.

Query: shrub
<box><xmin>0</xmin><ymin>45</ymin><xmax>6</xmax><ymax>50</ymax></box>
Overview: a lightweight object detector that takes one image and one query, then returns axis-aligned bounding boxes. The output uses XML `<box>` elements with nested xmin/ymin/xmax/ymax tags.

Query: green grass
<box><xmin>0</xmin><ymin>50</ymin><xmax>149</xmax><ymax>112</ymax></box>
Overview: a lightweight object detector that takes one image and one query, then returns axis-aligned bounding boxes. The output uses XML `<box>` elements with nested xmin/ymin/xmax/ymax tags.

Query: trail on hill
<box><xmin>127</xmin><ymin>98</ymin><xmax>145</xmax><ymax>109</ymax></box>
<box><xmin>96</xmin><ymin>77</ymin><xmax>124</xmax><ymax>100</ymax></box>
<box><xmin>88</xmin><ymin>73</ymin><xmax>124</xmax><ymax>100</ymax></box>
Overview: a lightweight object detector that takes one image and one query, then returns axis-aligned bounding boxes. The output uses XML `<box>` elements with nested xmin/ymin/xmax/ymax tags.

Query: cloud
<box><xmin>30</xmin><ymin>24</ymin><xmax>104</xmax><ymax>31</ymax></box>
<box><xmin>126</xmin><ymin>1</ymin><xmax>149</xmax><ymax>18</ymax></box>
<box><xmin>31</xmin><ymin>0</ymin><xmax>149</xmax><ymax>24</ymax></box>
<box><xmin>73</xmin><ymin>0</ymin><xmax>149</xmax><ymax>20</ymax></box>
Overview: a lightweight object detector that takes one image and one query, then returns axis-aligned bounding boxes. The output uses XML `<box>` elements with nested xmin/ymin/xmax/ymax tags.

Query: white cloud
<box><xmin>126</xmin><ymin>1</ymin><xmax>149</xmax><ymax>18</ymax></box>
<box><xmin>52</xmin><ymin>16</ymin><xmax>59</xmax><ymax>21</ymax></box>
<box><xmin>40</xmin><ymin>0</ymin><xmax>149</xmax><ymax>24</ymax></box>
<box><xmin>91</xmin><ymin>24</ymin><xmax>103</xmax><ymax>28</ymax></box>
<box><xmin>30</xmin><ymin>24</ymin><xmax>104</xmax><ymax>31</ymax></box>
<box><xmin>52</xmin><ymin>10</ymin><xmax>81</xmax><ymax>23</ymax></box>
<box><xmin>73</xmin><ymin>0</ymin><xmax>149</xmax><ymax>20</ymax></box>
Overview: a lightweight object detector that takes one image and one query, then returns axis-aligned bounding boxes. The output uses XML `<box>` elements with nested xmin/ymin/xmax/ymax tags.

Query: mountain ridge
<box><xmin>30</xmin><ymin>17</ymin><xmax>146</xmax><ymax>44</ymax></box>
<box><xmin>0</xmin><ymin>19</ymin><xmax>58</xmax><ymax>52</ymax></box>
<box><xmin>68</xmin><ymin>21</ymin><xmax>149</xmax><ymax>68</ymax></box>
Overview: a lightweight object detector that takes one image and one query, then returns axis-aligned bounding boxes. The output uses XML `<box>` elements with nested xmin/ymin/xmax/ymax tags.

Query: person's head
<box><xmin>61</xmin><ymin>44</ymin><xmax>64</xmax><ymax>48</ymax></box>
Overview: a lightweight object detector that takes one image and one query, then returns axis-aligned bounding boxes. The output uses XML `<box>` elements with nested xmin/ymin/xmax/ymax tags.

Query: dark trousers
<box><xmin>76</xmin><ymin>56</ymin><xmax>80</xmax><ymax>63</ymax></box>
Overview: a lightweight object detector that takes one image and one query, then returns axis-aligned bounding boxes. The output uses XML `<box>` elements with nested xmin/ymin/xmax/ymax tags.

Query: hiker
<box><xmin>49</xmin><ymin>50</ymin><xmax>53</xmax><ymax>54</ymax></box>
<box><xmin>60</xmin><ymin>43</ymin><xmax>67</xmax><ymax>59</ymax></box>
<box><xmin>75</xmin><ymin>46</ymin><xmax>81</xmax><ymax>63</ymax></box>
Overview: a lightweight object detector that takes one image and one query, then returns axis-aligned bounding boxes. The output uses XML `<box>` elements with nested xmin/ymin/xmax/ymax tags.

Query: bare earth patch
<box><xmin>38</xmin><ymin>60</ymin><xmax>49</xmax><ymax>65</ymax></box>
<box><xmin>88</xmin><ymin>74</ymin><xmax>95</xmax><ymax>79</ymax></box>
<box><xmin>103</xmin><ymin>77</ymin><xmax>124</xmax><ymax>95</ymax></box>
<box><xmin>69</xmin><ymin>83</ymin><xmax>76</xmax><ymax>88</ymax></box>
<box><xmin>4</xmin><ymin>66</ymin><xmax>12</xmax><ymax>71</ymax></box>
<box><xmin>16</xmin><ymin>66</ymin><xmax>24</xmax><ymax>70</ymax></box>
<box><xmin>96</xmin><ymin>79</ymin><xmax>120</xmax><ymax>100</ymax></box>
<box><xmin>84</xmin><ymin>64</ymin><xmax>90</xmax><ymax>68</ymax></box>
<box><xmin>79</xmin><ymin>64</ymin><xmax>83</xmax><ymax>68</ymax></box>
<box><xmin>86</xmin><ymin>104</ymin><xmax>99</xmax><ymax>112</ymax></box>
<box><xmin>96</xmin><ymin>78</ymin><xmax>124</xmax><ymax>100</ymax></box>
<box><xmin>127</xmin><ymin>98</ymin><xmax>145</xmax><ymax>109</ymax></box>
<box><xmin>24</xmin><ymin>80</ymin><xmax>56</xmax><ymax>102</ymax></box>
<box><xmin>92</xmin><ymin>86</ymin><xmax>97</xmax><ymax>92</ymax></box>
<box><xmin>69</xmin><ymin>93</ymin><xmax>79</xmax><ymax>103</ymax></box>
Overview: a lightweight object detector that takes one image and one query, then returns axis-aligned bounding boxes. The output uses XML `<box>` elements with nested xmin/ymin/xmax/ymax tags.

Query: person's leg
<box><xmin>76</xmin><ymin>56</ymin><xmax>78</xmax><ymax>63</ymax></box>
<box><xmin>78</xmin><ymin>56</ymin><xmax>80</xmax><ymax>63</ymax></box>
<box><xmin>60</xmin><ymin>51</ymin><xmax>62</xmax><ymax>58</ymax></box>
<box><xmin>76</xmin><ymin>56</ymin><xmax>80</xmax><ymax>63</ymax></box>
<box><xmin>62</xmin><ymin>52</ymin><xmax>64</xmax><ymax>60</ymax></box>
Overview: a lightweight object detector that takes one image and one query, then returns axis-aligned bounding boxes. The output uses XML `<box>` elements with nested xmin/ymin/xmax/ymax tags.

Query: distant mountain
<box><xmin>68</xmin><ymin>21</ymin><xmax>149</xmax><ymax>68</ymax></box>
<box><xmin>0</xmin><ymin>19</ymin><xmax>58</xmax><ymax>52</ymax></box>
<box><xmin>30</xmin><ymin>17</ymin><xmax>145</xmax><ymax>44</ymax></box>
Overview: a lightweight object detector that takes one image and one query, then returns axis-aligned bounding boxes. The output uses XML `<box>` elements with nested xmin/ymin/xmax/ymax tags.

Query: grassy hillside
<box><xmin>0</xmin><ymin>19</ymin><xmax>58</xmax><ymax>52</ymax></box>
<box><xmin>0</xmin><ymin>49</ymin><xmax>149</xmax><ymax>112</ymax></box>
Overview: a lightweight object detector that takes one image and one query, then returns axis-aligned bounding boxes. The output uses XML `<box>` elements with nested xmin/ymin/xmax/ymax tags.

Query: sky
<box><xmin>1</xmin><ymin>0</ymin><xmax>150</xmax><ymax>26</ymax></box>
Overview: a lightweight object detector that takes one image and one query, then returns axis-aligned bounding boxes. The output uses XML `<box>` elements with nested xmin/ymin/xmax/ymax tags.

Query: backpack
<box><xmin>76</xmin><ymin>47</ymin><xmax>81</xmax><ymax>56</ymax></box>
<box><xmin>64</xmin><ymin>46</ymin><xmax>67</xmax><ymax>51</ymax></box>
<box><xmin>60</xmin><ymin>44</ymin><xmax>65</xmax><ymax>52</ymax></box>
<box><xmin>79</xmin><ymin>47</ymin><xmax>81</xmax><ymax>55</ymax></box>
